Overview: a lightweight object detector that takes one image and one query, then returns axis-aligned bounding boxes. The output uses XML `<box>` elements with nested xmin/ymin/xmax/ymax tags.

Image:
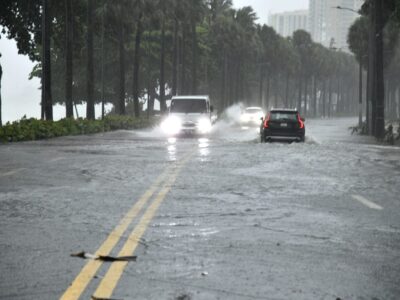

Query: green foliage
<box><xmin>0</xmin><ymin>115</ymin><xmax>155</xmax><ymax>143</ymax></box>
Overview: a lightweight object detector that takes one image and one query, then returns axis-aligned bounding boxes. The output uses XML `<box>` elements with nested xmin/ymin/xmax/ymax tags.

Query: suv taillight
<box><xmin>297</xmin><ymin>114</ymin><xmax>304</xmax><ymax>129</ymax></box>
<box><xmin>263</xmin><ymin>113</ymin><xmax>270</xmax><ymax>128</ymax></box>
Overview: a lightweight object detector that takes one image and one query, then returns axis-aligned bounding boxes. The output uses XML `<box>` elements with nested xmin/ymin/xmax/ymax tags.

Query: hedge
<box><xmin>0</xmin><ymin>115</ymin><xmax>157</xmax><ymax>143</ymax></box>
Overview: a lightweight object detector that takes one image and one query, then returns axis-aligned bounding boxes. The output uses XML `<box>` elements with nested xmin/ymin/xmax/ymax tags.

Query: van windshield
<box><xmin>170</xmin><ymin>99</ymin><xmax>207</xmax><ymax>113</ymax></box>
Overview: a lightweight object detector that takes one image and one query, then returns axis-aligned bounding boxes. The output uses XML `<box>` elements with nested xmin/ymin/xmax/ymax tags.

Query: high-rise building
<box><xmin>268</xmin><ymin>10</ymin><xmax>309</xmax><ymax>38</ymax></box>
<box><xmin>308</xmin><ymin>0</ymin><xmax>363</xmax><ymax>51</ymax></box>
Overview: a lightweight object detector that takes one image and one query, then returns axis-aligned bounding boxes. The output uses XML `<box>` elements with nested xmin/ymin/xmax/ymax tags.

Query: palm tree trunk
<box><xmin>313</xmin><ymin>76</ymin><xmax>317</xmax><ymax>117</ymax></box>
<box><xmin>336</xmin><ymin>77</ymin><xmax>341</xmax><ymax>115</ymax></box>
<box><xmin>266</xmin><ymin>72</ymin><xmax>271</xmax><ymax>110</ymax></box>
<box><xmin>274</xmin><ymin>76</ymin><xmax>278</xmax><ymax>108</ymax></box>
<box><xmin>190</xmin><ymin>19</ymin><xmax>197</xmax><ymax>94</ymax></box>
<box><xmin>390</xmin><ymin>81</ymin><xmax>397</xmax><ymax>119</ymax></box>
<box><xmin>180</xmin><ymin>27</ymin><xmax>186</xmax><ymax>95</ymax></box>
<box><xmin>374</xmin><ymin>0</ymin><xmax>385</xmax><ymax>138</ymax></box>
<box><xmin>259</xmin><ymin>67</ymin><xmax>264</xmax><ymax>108</ymax></box>
<box><xmin>65</xmin><ymin>0</ymin><xmax>73</xmax><ymax>118</ymax></box>
<box><xmin>0</xmin><ymin>63</ymin><xmax>2</xmax><ymax>126</ymax></box>
<box><xmin>133</xmin><ymin>13</ymin><xmax>142</xmax><ymax>117</ymax></box>
<box><xmin>222</xmin><ymin>54</ymin><xmax>227</xmax><ymax>109</ymax></box>
<box><xmin>322</xmin><ymin>80</ymin><xmax>326</xmax><ymax>118</ymax></box>
<box><xmin>148</xmin><ymin>85</ymin><xmax>155</xmax><ymax>116</ymax></box>
<box><xmin>86</xmin><ymin>0</ymin><xmax>95</xmax><ymax>120</ymax></box>
<box><xmin>397</xmin><ymin>86</ymin><xmax>400</xmax><ymax>119</ymax></box>
<box><xmin>118</xmin><ymin>16</ymin><xmax>126</xmax><ymax>115</ymax></box>
<box><xmin>101</xmin><ymin>4</ymin><xmax>105</xmax><ymax>119</ymax></box>
<box><xmin>42</xmin><ymin>0</ymin><xmax>53</xmax><ymax>121</ymax></box>
<box><xmin>328</xmin><ymin>77</ymin><xmax>332</xmax><ymax>118</ymax></box>
<box><xmin>297</xmin><ymin>77</ymin><xmax>302</xmax><ymax>114</ymax></box>
<box><xmin>285</xmin><ymin>73</ymin><xmax>289</xmax><ymax>108</ymax></box>
<box><xmin>160</xmin><ymin>18</ymin><xmax>166</xmax><ymax>112</ymax></box>
<box><xmin>304</xmin><ymin>76</ymin><xmax>309</xmax><ymax>116</ymax></box>
<box><xmin>172</xmin><ymin>18</ymin><xmax>178</xmax><ymax>96</ymax></box>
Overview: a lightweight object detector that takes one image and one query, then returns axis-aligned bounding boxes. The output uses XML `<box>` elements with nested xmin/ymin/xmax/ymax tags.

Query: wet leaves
<box><xmin>71</xmin><ymin>251</ymin><xmax>137</xmax><ymax>262</ymax></box>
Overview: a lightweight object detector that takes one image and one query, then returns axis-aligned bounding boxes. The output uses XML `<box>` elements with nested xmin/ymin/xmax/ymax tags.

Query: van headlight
<box><xmin>198</xmin><ymin>118</ymin><xmax>212</xmax><ymax>133</ymax></box>
<box><xmin>161</xmin><ymin>116</ymin><xmax>182</xmax><ymax>135</ymax></box>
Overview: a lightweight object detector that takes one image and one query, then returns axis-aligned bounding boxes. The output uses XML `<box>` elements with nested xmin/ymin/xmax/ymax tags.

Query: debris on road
<box><xmin>176</xmin><ymin>294</ymin><xmax>191</xmax><ymax>300</ymax></box>
<box><xmin>71</xmin><ymin>251</ymin><xmax>137</xmax><ymax>262</ymax></box>
<box><xmin>91</xmin><ymin>296</ymin><xmax>123</xmax><ymax>300</ymax></box>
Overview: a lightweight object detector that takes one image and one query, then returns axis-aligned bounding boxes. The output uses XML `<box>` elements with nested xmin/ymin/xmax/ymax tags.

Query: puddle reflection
<box><xmin>198</xmin><ymin>138</ymin><xmax>210</xmax><ymax>160</ymax></box>
<box><xmin>167</xmin><ymin>138</ymin><xmax>177</xmax><ymax>161</ymax></box>
<box><xmin>165</xmin><ymin>137</ymin><xmax>210</xmax><ymax>162</ymax></box>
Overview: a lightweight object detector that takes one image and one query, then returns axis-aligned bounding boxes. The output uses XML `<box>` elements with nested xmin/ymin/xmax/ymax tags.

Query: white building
<box><xmin>308</xmin><ymin>0</ymin><xmax>363</xmax><ymax>51</ymax></box>
<box><xmin>268</xmin><ymin>10</ymin><xmax>309</xmax><ymax>38</ymax></box>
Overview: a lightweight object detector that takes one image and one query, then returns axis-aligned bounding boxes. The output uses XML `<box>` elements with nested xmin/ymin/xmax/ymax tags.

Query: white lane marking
<box><xmin>352</xmin><ymin>195</ymin><xmax>383</xmax><ymax>210</ymax></box>
<box><xmin>49</xmin><ymin>157</ymin><xmax>66</xmax><ymax>163</ymax></box>
<box><xmin>0</xmin><ymin>168</ymin><xmax>27</xmax><ymax>177</ymax></box>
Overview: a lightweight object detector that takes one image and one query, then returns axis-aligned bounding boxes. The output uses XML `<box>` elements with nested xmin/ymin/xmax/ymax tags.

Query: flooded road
<box><xmin>0</xmin><ymin>118</ymin><xmax>399</xmax><ymax>300</ymax></box>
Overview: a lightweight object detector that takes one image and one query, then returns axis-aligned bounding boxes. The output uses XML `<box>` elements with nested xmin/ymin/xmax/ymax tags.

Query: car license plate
<box><xmin>280</xmin><ymin>123</ymin><xmax>288</xmax><ymax>127</ymax></box>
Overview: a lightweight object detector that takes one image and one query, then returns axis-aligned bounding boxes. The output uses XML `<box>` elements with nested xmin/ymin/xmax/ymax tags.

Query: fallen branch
<box><xmin>71</xmin><ymin>251</ymin><xmax>137</xmax><ymax>262</ymax></box>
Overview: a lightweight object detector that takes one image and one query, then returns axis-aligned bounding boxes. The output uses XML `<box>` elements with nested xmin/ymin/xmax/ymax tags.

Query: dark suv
<box><xmin>260</xmin><ymin>109</ymin><xmax>305</xmax><ymax>143</ymax></box>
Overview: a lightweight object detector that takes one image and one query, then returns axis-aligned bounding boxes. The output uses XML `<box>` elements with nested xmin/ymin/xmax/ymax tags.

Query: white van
<box><xmin>161</xmin><ymin>95</ymin><xmax>215</xmax><ymax>135</ymax></box>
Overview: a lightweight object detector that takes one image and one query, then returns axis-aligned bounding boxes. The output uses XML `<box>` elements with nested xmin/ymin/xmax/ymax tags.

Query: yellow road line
<box><xmin>60</xmin><ymin>166</ymin><xmax>172</xmax><ymax>300</ymax></box>
<box><xmin>93</xmin><ymin>156</ymin><xmax>191</xmax><ymax>299</ymax></box>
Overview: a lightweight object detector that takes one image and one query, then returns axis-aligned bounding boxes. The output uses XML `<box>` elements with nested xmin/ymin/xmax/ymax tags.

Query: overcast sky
<box><xmin>0</xmin><ymin>0</ymin><xmax>309</xmax><ymax>123</ymax></box>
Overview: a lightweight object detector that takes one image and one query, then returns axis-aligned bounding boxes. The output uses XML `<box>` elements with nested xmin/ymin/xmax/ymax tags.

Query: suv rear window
<box><xmin>270</xmin><ymin>112</ymin><xmax>297</xmax><ymax>121</ymax></box>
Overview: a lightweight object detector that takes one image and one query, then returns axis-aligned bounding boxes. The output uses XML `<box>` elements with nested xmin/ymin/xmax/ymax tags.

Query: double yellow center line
<box><xmin>60</xmin><ymin>151</ymin><xmax>193</xmax><ymax>300</ymax></box>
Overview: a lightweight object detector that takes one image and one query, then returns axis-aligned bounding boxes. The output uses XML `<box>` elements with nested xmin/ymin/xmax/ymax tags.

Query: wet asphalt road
<box><xmin>0</xmin><ymin>118</ymin><xmax>399</xmax><ymax>300</ymax></box>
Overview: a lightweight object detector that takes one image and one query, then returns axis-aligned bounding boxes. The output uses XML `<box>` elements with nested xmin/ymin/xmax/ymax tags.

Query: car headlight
<box><xmin>241</xmin><ymin>114</ymin><xmax>250</xmax><ymax>122</ymax></box>
<box><xmin>161</xmin><ymin>116</ymin><xmax>182</xmax><ymax>135</ymax></box>
<box><xmin>197</xmin><ymin>118</ymin><xmax>212</xmax><ymax>133</ymax></box>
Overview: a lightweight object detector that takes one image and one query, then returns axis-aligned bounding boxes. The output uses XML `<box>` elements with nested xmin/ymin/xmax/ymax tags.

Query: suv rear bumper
<box><xmin>261</xmin><ymin>129</ymin><xmax>305</xmax><ymax>142</ymax></box>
